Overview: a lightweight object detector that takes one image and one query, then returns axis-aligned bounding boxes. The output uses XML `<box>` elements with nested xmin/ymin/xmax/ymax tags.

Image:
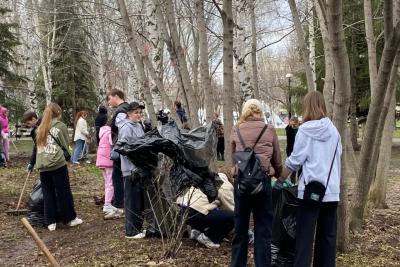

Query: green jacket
<box><xmin>36</xmin><ymin>120</ymin><xmax>70</xmax><ymax>172</ymax></box>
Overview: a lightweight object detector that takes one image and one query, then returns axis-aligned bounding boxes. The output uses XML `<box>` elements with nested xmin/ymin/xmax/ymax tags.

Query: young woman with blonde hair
<box><xmin>280</xmin><ymin>91</ymin><xmax>342</xmax><ymax>267</ymax></box>
<box><xmin>230</xmin><ymin>99</ymin><xmax>282</xmax><ymax>267</ymax></box>
<box><xmin>36</xmin><ymin>103</ymin><xmax>82</xmax><ymax>231</ymax></box>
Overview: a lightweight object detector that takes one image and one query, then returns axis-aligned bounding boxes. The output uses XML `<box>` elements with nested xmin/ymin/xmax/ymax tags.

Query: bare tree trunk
<box><xmin>315</xmin><ymin>0</ymin><xmax>334</xmax><ymax>117</ymax></box>
<box><xmin>369</xmin><ymin>95</ymin><xmax>395</xmax><ymax>208</ymax></box>
<box><xmin>350</xmin><ymin>1</ymin><xmax>400</xmax><ymax>232</ymax></box>
<box><xmin>234</xmin><ymin>0</ymin><xmax>254</xmax><ymax>102</ymax></box>
<box><xmin>196</xmin><ymin>0</ymin><xmax>214</xmax><ymax>122</ymax></box>
<box><xmin>215</xmin><ymin>0</ymin><xmax>235</xmax><ymax>166</ymax></box>
<box><xmin>288</xmin><ymin>0</ymin><xmax>315</xmax><ymax>91</ymax></box>
<box><xmin>116</xmin><ymin>0</ymin><xmax>157</xmax><ymax>124</ymax></box>
<box><xmin>308</xmin><ymin>0</ymin><xmax>317</xmax><ymax>90</ymax></box>
<box><xmin>325</xmin><ymin>0</ymin><xmax>352</xmax><ymax>252</ymax></box>
<box><xmin>163</xmin><ymin>0</ymin><xmax>200</xmax><ymax>127</ymax></box>
<box><xmin>364</xmin><ymin>0</ymin><xmax>378</xmax><ymax>97</ymax></box>
<box><xmin>250</xmin><ymin>0</ymin><xmax>259</xmax><ymax>99</ymax></box>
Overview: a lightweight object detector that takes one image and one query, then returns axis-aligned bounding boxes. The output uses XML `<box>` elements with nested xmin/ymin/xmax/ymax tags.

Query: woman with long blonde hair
<box><xmin>36</xmin><ymin>103</ymin><xmax>82</xmax><ymax>231</ymax></box>
<box><xmin>280</xmin><ymin>91</ymin><xmax>342</xmax><ymax>267</ymax></box>
<box><xmin>71</xmin><ymin>110</ymin><xmax>90</xmax><ymax>164</ymax></box>
<box><xmin>230</xmin><ymin>99</ymin><xmax>282</xmax><ymax>267</ymax></box>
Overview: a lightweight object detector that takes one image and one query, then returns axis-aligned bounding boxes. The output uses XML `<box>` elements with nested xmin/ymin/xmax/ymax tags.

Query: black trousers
<box><xmin>124</xmin><ymin>173</ymin><xmax>158</xmax><ymax>236</ymax></box>
<box><xmin>112</xmin><ymin>158</ymin><xmax>124</xmax><ymax>208</ymax></box>
<box><xmin>231</xmin><ymin>182</ymin><xmax>273</xmax><ymax>267</ymax></box>
<box><xmin>217</xmin><ymin>137</ymin><xmax>225</xmax><ymax>160</ymax></box>
<box><xmin>40</xmin><ymin>165</ymin><xmax>76</xmax><ymax>225</ymax></box>
<box><xmin>187</xmin><ymin>207</ymin><xmax>234</xmax><ymax>244</ymax></box>
<box><xmin>294</xmin><ymin>200</ymin><xmax>338</xmax><ymax>267</ymax></box>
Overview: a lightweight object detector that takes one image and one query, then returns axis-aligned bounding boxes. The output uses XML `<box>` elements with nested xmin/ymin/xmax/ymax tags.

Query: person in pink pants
<box><xmin>96</xmin><ymin>122</ymin><xmax>115</xmax><ymax>214</ymax></box>
<box><xmin>0</xmin><ymin>106</ymin><xmax>10</xmax><ymax>161</ymax></box>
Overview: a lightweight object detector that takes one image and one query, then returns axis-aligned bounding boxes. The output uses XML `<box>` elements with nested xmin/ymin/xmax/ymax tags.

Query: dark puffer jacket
<box><xmin>95</xmin><ymin>106</ymin><xmax>108</xmax><ymax>145</ymax></box>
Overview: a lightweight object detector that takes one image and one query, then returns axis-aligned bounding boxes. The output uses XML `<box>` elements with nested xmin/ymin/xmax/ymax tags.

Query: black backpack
<box><xmin>234</xmin><ymin>125</ymin><xmax>269</xmax><ymax>196</ymax></box>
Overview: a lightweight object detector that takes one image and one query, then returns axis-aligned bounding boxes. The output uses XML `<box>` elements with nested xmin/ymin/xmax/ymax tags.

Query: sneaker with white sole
<box><xmin>196</xmin><ymin>233</ymin><xmax>220</xmax><ymax>249</ymax></box>
<box><xmin>190</xmin><ymin>229</ymin><xmax>201</xmax><ymax>240</ymax></box>
<box><xmin>125</xmin><ymin>232</ymin><xmax>146</xmax><ymax>239</ymax></box>
<box><xmin>103</xmin><ymin>204</ymin><xmax>117</xmax><ymax>214</ymax></box>
<box><xmin>104</xmin><ymin>208</ymin><xmax>124</xmax><ymax>219</ymax></box>
<box><xmin>48</xmin><ymin>223</ymin><xmax>56</xmax><ymax>231</ymax></box>
<box><xmin>67</xmin><ymin>217</ymin><xmax>83</xmax><ymax>227</ymax></box>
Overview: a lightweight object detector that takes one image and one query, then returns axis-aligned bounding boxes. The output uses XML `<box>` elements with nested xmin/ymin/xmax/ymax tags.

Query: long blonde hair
<box><xmin>238</xmin><ymin>99</ymin><xmax>264</xmax><ymax>124</ymax></box>
<box><xmin>36</xmin><ymin>103</ymin><xmax>62</xmax><ymax>148</ymax></box>
<box><xmin>302</xmin><ymin>91</ymin><xmax>327</xmax><ymax>123</ymax></box>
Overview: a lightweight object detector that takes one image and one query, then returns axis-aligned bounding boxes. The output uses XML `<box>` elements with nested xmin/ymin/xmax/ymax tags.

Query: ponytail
<box><xmin>36</xmin><ymin>103</ymin><xmax>62</xmax><ymax>148</ymax></box>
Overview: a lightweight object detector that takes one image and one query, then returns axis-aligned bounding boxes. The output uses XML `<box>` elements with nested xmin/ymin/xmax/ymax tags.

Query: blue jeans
<box><xmin>72</xmin><ymin>139</ymin><xmax>85</xmax><ymax>163</ymax></box>
<box><xmin>231</xmin><ymin>181</ymin><xmax>273</xmax><ymax>267</ymax></box>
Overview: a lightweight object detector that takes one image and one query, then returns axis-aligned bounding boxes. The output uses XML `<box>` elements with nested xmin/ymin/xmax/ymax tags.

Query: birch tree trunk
<box><xmin>195</xmin><ymin>0</ymin><xmax>214</xmax><ymax>122</ymax></box>
<box><xmin>288</xmin><ymin>0</ymin><xmax>315</xmax><ymax>91</ymax></box>
<box><xmin>364</xmin><ymin>0</ymin><xmax>378</xmax><ymax>97</ymax></box>
<box><xmin>250</xmin><ymin>0</ymin><xmax>259</xmax><ymax>99</ymax></box>
<box><xmin>234</xmin><ymin>0</ymin><xmax>253</xmax><ymax>102</ymax></box>
<box><xmin>116</xmin><ymin>0</ymin><xmax>157</xmax><ymax>124</ymax></box>
<box><xmin>315</xmin><ymin>0</ymin><xmax>333</xmax><ymax>117</ymax></box>
<box><xmin>308</xmin><ymin>0</ymin><xmax>317</xmax><ymax>90</ymax></box>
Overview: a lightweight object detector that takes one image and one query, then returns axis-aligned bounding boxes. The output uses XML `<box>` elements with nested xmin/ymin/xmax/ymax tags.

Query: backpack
<box><xmin>234</xmin><ymin>125</ymin><xmax>269</xmax><ymax>196</ymax></box>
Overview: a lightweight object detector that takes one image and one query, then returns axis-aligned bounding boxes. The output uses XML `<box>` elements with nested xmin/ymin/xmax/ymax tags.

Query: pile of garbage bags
<box><xmin>115</xmin><ymin>123</ymin><xmax>219</xmax><ymax>202</ymax></box>
<box><xmin>27</xmin><ymin>180</ymin><xmax>45</xmax><ymax>227</ymax></box>
<box><xmin>271</xmin><ymin>185</ymin><xmax>299</xmax><ymax>266</ymax></box>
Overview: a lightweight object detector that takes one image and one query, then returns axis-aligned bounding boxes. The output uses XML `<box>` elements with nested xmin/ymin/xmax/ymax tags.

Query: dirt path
<box><xmin>0</xmin><ymin>146</ymin><xmax>400</xmax><ymax>266</ymax></box>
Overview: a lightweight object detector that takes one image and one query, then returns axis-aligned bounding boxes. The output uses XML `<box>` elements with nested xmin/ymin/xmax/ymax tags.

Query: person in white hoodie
<box><xmin>72</xmin><ymin>111</ymin><xmax>90</xmax><ymax>164</ymax></box>
<box><xmin>280</xmin><ymin>91</ymin><xmax>342</xmax><ymax>267</ymax></box>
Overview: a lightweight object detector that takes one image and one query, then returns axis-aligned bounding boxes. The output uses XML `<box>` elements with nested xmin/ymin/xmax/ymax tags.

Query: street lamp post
<box><xmin>286</xmin><ymin>73</ymin><xmax>293</xmax><ymax>119</ymax></box>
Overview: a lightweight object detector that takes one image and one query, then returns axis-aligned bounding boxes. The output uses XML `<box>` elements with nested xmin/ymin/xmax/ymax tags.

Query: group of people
<box><xmin>18</xmin><ymin>89</ymin><xmax>341</xmax><ymax>267</ymax></box>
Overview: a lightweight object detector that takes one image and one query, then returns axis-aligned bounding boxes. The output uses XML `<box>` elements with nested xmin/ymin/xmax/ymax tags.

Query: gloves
<box><xmin>27</xmin><ymin>164</ymin><xmax>34</xmax><ymax>172</ymax></box>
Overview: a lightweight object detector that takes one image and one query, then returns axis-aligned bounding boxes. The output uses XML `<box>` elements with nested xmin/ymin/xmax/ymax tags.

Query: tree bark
<box><xmin>195</xmin><ymin>0</ymin><xmax>214</xmax><ymax>123</ymax></box>
<box><xmin>250</xmin><ymin>0</ymin><xmax>259</xmax><ymax>99</ymax></box>
<box><xmin>221</xmin><ymin>0</ymin><xmax>235</xmax><ymax>166</ymax></box>
<box><xmin>163</xmin><ymin>0</ymin><xmax>200</xmax><ymax>127</ymax></box>
<box><xmin>288</xmin><ymin>0</ymin><xmax>315</xmax><ymax>91</ymax></box>
<box><xmin>116</xmin><ymin>0</ymin><xmax>157</xmax><ymax>124</ymax></box>
<box><xmin>350</xmin><ymin>4</ymin><xmax>400</xmax><ymax>232</ymax></box>
<box><xmin>315</xmin><ymin>0</ymin><xmax>334</xmax><ymax>118</ymax></box>
<box><xmin>326</xmin><ymin>0</ymin><xmax>352</xmax><ymax>252</ymax></box>
<box><xmin>364</xmin><ymin>0</ymin><xmax>378</xmax><ymax>97</ymax></box>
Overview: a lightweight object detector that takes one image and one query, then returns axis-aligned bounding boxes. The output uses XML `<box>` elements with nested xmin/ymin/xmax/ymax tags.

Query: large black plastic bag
<box><xmin>271</xmin><ymin>186</ymin><xmax>299</xmax><ymax>266</ymax></box>
<box><xmin>116</xmin><ymin>123</ymin><xmax>218</xmax><ymax>202</ymax></box>
<box><xmin>27</xmin><ymin>180</ymin><xmax>45</xmax><ymax>227</ymax></box>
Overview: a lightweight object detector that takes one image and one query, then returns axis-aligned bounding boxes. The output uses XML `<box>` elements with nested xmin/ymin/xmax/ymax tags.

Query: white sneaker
<box><xmin>103</xmin><ymin>205</ymin><xmax>116</xmax><ymax>214</ymax></box>
<box><xmin>196</xmin><ymin>233</ymin><xmax>220</xmax><ymax>249</ymax></box>
<box><xmin>104</xmin><ymin>208</ymin><xmax>124</xmax><ymax>219</ymax></box>
<box><xmin>85</xmin><ymin>160</ymin><xmax>91</xmax><ymax>164</ymax></box>
<box><xmin>67</xmin><ymin>217</ymin><xmax>83</xmax><ymax>227</ymax></box>
<box><xmin>48</xmin><ymin>223</ymin><xmax>56</xmax><ymax>231</ymax></box>
<box><xmin>125</xmin><ymin>232</ymin><xmax>146</xmax><ymax>239</ymax></box>
<box><xmin>190</xmin><ymin>229</ymin><xmax>201</xmax><ymax>240</ymax></box>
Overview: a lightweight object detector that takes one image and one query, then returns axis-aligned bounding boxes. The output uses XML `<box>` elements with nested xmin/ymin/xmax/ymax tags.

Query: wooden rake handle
<box><xmin>21</xmin><ymin>218</ymin><xmax>60</xmax><ymax>267</ymax></box>
<box><xmin>16</xmin><ymin>171</ymin><xmax>32</xmax><ymax>211</ymax></box>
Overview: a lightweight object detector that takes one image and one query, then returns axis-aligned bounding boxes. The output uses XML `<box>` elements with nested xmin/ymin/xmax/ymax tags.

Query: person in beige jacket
<box><xmin>177</xmin><ymin>173</ymin><xmax>234</xmax><ymax>249</ymax></box>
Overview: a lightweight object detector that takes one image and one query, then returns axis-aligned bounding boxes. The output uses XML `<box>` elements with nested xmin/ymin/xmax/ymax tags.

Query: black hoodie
<box><xmin>95</xmin><ymin>106</ymin><xmax>108</xmax><ymax>145</ymax></box>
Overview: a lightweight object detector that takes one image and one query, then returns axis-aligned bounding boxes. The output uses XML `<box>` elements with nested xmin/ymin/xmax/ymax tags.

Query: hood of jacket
<box><xmin>299</xmin><ymin>117</ymin><xmax>334</xmax><ymax>142</ymax></box>
<box><xmin>98</xmin><ymin>105</ymin><xmax>108</xmax><ymax>114</ymax></box>
<box><xmin>0</xmin><ymin>107</ymin><xmax>8</xmax><ymax>117</ymax></box>
<box><xmin>99</xmin><ymin>125</ymin><xmax>111</xmax><ymax>139</ymax></box>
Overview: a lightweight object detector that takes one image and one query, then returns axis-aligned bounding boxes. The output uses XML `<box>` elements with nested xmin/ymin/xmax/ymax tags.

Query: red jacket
<box><xmin>230</xmin><ymin>117</ymin><xmax>282</xmax><ymax>177</ymax></box>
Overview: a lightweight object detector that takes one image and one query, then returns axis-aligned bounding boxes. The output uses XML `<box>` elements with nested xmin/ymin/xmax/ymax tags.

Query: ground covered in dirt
<box><xmin>0</xmin><ymin>142</ymin><xmax>399</xmax><ymax>266</ymax></box>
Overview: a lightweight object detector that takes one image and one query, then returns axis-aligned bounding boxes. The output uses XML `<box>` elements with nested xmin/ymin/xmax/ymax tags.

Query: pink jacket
<box><xmin>96</xmin><ymin>126</ymin><xmax>113</xmax><ymax>168</ymax></box>
<box><xmin>0</xmin><ymin>107</ymin><xmax>9</xmax><ymax>134</ymax></box>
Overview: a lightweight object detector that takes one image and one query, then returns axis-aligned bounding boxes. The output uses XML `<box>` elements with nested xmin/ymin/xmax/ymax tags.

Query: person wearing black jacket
<box><xmin>22</xmin><ymin>111</ymin><xmax>41</xmax><ymax>172</ymax></box>
<box><xmin>285</xmin><ymin>116</ymin><xmax>300</xmax><ymax>183</ymax></box>
<box><xmin>95</xmin><ymin>105</ymin><xmax>108</xmax><ymax>145</ymax></box>
<box><xmin>105</xmin><ymin>89</ymin><xmax>130</xmax><ymax>219</ymax></box>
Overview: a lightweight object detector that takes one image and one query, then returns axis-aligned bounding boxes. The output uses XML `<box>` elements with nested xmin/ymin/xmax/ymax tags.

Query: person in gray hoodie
<box><xmin>117</xmin><ymin>101</ymin><xmax>152</xmax><ymax>239</ymax></box>
<box><xmin>280</xmin><ymin>91</ymin><xmax>342</xmax><ymax>267</ymax></box>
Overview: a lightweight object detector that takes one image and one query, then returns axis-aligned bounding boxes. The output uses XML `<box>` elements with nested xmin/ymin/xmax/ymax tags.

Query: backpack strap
<box><xmin>236</xmin><ymin>124</ymin><xmax>268</xmax><ymax>150</ymax></box>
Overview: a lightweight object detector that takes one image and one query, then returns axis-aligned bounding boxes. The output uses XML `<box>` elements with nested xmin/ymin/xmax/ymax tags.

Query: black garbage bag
<box><xmin>27</xmin><ymin>180</ymin><xmax>45</xmax><ymax>227</ymax></box>
<box><xmin>271</xmin><ymin>186</ymin><xmax>299</xmax><ymax>266</ymax></box>
<box><xmin>116</xmin><ymin>123</ymin><xmax>219</xmax><ymax>202</ymax></box>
